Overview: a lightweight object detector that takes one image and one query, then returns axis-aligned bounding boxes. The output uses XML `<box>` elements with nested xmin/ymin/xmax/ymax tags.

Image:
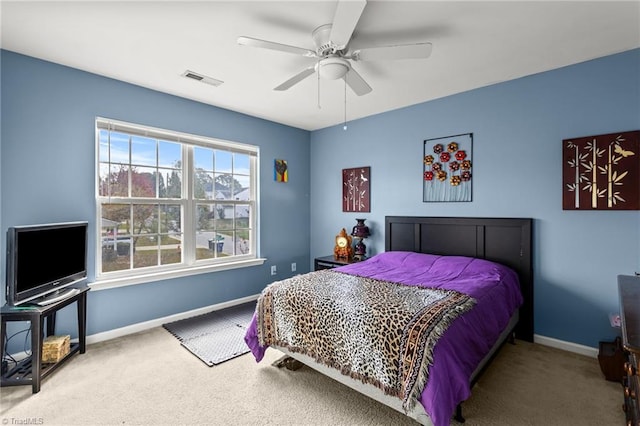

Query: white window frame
<box><xmin>92</xmin><ymin>117</ymin><xmax>264</xmax><ymax>291</ymax></box>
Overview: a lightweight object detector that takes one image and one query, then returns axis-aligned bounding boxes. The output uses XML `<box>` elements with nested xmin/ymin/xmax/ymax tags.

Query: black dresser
<box><xmin>619</xmin><ymin>274</ymin><xmax>640</xmax><ymax>426</ymax></box>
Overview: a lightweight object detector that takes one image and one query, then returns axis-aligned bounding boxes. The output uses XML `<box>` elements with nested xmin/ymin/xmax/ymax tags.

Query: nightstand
<box><xmin>314</xmin><ymin>255</ymin><xmax>360</xmax><ymax>271</ymax></box>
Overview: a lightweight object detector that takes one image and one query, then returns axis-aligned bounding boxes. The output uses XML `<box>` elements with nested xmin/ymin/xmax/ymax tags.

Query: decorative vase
<box><xmin>354</xmin><ymin>239</ymin><xmax>367</xmax><ymax>257</ymax></box>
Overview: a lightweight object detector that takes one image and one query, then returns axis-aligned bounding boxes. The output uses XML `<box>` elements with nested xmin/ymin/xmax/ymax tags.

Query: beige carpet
<box><xmin>0</xmin><ymin>327</ymin><xmax>625</xmax><ymax>425</ymax></box>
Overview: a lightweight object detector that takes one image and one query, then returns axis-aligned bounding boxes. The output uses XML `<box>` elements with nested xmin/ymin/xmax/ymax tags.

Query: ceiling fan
<box><xmin>237</xmin><ymin>0</ymin><xmax>432</xmax><ymax>96</ymax></box>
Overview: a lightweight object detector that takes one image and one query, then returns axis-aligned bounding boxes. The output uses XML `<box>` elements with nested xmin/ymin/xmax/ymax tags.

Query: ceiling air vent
<box><xmin>182</xmin><ymin>70</ymin><xmax>223</xmax><ymax>87</ymax></box>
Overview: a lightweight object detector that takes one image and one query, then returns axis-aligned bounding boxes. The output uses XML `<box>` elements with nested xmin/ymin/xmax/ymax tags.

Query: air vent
<box><xmin>182</xmin><ymin>70</ymin><xmax>223</xmax><ymax>87</ymax></box>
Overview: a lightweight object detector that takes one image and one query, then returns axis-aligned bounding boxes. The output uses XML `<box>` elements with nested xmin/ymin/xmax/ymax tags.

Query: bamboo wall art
<box><xmin>562</xmin><ymin>130</ymin><xmax>639</xmax><ymax>210</ymax></box>
<box><xmin>342</xmin><ymin>166</ymin><xmax>370</xmax><ymax>212</ymax></box>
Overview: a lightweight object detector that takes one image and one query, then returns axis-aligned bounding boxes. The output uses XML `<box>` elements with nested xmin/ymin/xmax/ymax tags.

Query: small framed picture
<box><xmin>274</xmin><ymin>159</ymin><xmax>288</xmax><ymax>182</ymax></box>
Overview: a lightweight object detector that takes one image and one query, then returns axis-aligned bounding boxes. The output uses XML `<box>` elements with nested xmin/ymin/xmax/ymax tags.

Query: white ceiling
<box><xmin>1</xmin><ymin>1</ymin><xmax>639</xmax><ymax>131</ymax></box>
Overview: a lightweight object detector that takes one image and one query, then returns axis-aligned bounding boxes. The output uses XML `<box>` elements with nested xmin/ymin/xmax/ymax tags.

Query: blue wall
<box><xmin>1</xmin><ymin>50</ymin><xmax>311</xmax><ymax>342</ymax></box>
<box><xmin>2</xmin><ymin>48</ymin><xmax>639</xmax><ymax>351</ymax></box>
<box><xmin>310</xmin><ymin>48</ymin><xmax>640</xmax><ymax>348</ymax></box>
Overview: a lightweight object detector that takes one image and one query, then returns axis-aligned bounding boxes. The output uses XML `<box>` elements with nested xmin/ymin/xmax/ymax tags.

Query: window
<box><xmin>95</xmin><ymin>118</ymin><xmax>260</xmax><ymax>285</ymax></box>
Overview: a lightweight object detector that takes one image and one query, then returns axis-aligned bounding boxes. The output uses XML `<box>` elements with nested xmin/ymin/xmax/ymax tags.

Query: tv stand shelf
<box><xmin>3</xmin><ymin>342</ymin><xmax>81</xmax><ymax>380</ymax></box>
<box><xmin>1</xmin><ymin>285</ymin><xmax>89</xmax><ymax>393</ymax></box>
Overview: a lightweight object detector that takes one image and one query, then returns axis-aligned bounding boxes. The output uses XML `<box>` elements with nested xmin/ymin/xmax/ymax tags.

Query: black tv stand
<box><xmin>1</xmin><ymin>284</ymin><xmax>89</xmax><ymax>393</ymax></box>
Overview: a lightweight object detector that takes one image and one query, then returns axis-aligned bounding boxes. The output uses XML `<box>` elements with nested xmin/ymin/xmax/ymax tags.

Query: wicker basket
<box><xmin>42</xmin><ymin>335</ymin><xmax>70</xmax><ymax>363</ymax></box>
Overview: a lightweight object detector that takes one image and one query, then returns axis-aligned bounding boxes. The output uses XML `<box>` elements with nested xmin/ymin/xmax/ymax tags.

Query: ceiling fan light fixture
<box><xmin>318</xmin><ymin>58</ymin><xmax>350</xmax><ymax>80</ymax></box>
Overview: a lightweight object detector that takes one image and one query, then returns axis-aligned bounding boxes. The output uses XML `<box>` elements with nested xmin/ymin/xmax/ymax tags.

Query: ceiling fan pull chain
<box><xmin>343</xmin><ymin>79</ymin><xmax>348</xmax><ymax>130</ymax></box>
<box><xmin>317</xmin><ymin>60</ymin><xmax>321</xmax><ymax>109</ymax></box>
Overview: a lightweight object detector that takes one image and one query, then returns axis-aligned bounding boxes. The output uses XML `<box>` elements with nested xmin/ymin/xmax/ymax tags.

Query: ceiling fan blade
<box><xmin>353</xmin><ymin>42</ymin><xmax>433</xmax><ymax>61</ymax></box>
<box><xmin>237</xmin><ymin>36</ymin><xmax>316</xmax><ymax>57</ymax></box>
<box><xmin>343</xmin><ymin>67</ymin><xmax>372</xmax><ymax>96</ymax></box>
<box><xmin>274</xmin><ymin>67</ymin><xmax>316</xmax><ymax>91</ymax></box>
<box><xmin>329</xmin><ymin>0</ymin><xmax>367</xmax><ymax>50</ymax></box>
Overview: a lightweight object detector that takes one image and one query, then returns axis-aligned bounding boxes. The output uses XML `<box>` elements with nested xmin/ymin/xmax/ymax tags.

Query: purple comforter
<box><xmin>245</xmin><ymin>251</ymin><xmax>523</xmax><ymax>426</ymax></box>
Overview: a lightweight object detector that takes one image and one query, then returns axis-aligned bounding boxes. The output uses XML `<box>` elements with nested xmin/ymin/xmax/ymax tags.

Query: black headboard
<box><xmin>385</xmin><ymin>216</ymin><xmax>533</xmax><ymax>342</ymax></box>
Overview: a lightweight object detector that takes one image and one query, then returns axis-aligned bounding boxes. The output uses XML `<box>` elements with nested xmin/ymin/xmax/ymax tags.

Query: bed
<box><xmin>245</xmin><ymin>216</ymin><xmax>533</xmax><ymax>426</ymax></box>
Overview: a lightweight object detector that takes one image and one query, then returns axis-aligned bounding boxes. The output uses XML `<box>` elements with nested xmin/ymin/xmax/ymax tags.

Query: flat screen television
<box><xmin>5</xmin><ymin>221</ymin><xmax>88</xmax><ymax>306</ymax></box>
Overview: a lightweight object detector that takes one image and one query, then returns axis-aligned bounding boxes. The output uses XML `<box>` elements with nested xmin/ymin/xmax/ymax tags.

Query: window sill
<box><xmin>89</xmin><ymin>257</ymin><xmax>266</xmax><ymax>291</ymax></box>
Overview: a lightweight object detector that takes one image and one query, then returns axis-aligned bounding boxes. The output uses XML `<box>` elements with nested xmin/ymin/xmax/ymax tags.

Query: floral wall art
<box><xmin>423</xmin><ymin>133</ymin><xmax>473</xmax><ymax>202</ymax></box>
<box><xmin>342</xmin><ymin>166</ymin><xmax>370</xmax><ymax>212</ymax></box>
<box><xmin>562</xmin><ymin>130</ymin><xmax>639</xmax><ymax>210</ymax></box>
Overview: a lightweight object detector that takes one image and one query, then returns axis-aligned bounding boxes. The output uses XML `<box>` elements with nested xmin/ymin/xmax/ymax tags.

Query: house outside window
<box><xmin>95</xmin><ymin>117</ymin><xmax>260</xmax><ymax>285</ymax></box>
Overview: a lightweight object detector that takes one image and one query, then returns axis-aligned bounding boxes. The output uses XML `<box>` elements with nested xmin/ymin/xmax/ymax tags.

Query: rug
<box><xmin>163</xmin><ymin>302</ymin><xmax>256</xmax><ymax>366</ymax></box>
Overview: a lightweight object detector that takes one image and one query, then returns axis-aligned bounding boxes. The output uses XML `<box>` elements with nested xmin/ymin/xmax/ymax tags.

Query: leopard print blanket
<box><xmin>257</xmin><ymin>269</ymin><xmax>476</xmax><ymax>411</ymax></box>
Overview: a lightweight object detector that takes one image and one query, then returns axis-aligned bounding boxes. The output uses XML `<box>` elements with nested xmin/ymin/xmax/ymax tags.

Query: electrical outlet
<box><xmin>271</xmin><ymin>265</ymin><xmax>277</xmax><ymax>275</ymax></box>
<box><xmin>291</xmin><ymin>262</ymin><xmax>296</xmax><ymax>272</ymax></box>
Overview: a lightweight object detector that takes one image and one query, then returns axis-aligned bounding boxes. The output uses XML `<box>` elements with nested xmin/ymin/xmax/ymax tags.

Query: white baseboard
<box><xmin>534</xmin><ymin>334</ymin><xmax>598</xmax><ymax>358</ymax></box>
<box><xmin>86</xmin><ymin>293</ymin><xmax>260</xmax><ymax>345</ymax></box>
<box><xmin>7</xmin><ymin>308</ymin><xmax>599</xmax><ymax>364</ymax></box>
<box><xmin>85</xmin><ymin>299</ymin><xmax>599</xmax><ymax>360</ymax></box>
<box><xmin>86</xmin><ymin>303</ymin><xmax>600</xmax><ymax>359</ymax></box>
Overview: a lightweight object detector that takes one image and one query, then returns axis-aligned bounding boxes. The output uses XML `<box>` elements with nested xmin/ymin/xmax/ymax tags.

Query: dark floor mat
<box><xmin>163</xmin><ymin>301</ymin><xmax>256</xmax><ymax>366</ymax></box>
<box><xmin>181</xmin><ymin>325</ymin><xmax>250</xmax><ymax>366</ymax></box>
